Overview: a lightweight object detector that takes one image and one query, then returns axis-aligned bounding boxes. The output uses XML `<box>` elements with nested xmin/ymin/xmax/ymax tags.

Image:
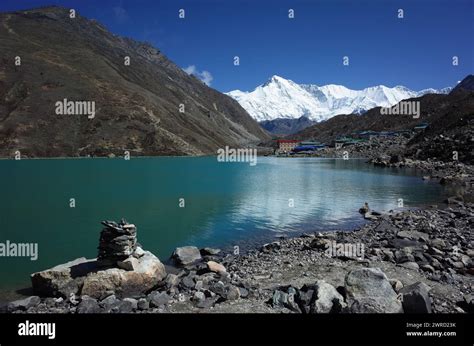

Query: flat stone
<box><xmin>207</xmin><ymin>261</ymin><xmax>226</xmax><ymax>274</ymax></box>
<box><xmin>148</xmin><ymin>291</ymin><xmax>171</xmax><ymax>308</ymax></box>
<box><xmin>133</xmin><ymin>246</ymin><xmax>146</xmax><ymax>258</ymax></box>
<box><xmin>8</xmin><ymin>296</ymin><xmax>41</xmax><ymax>312</ymax></box>
<box><xmin>117</xmin><ymin>257</ymin><xmax>139</xmax><ymax>271</ymax></box>
<box><xmin>172</xmin><ymin>246</ymin><xmax>202</xmax><ymax>266</ymax></box>
<box><xmin>397</xmin><ymin>231</ymin><xmax>430</xmax><ymax>242</ymax></box>
<box><xmin>31</xmin><ymin>257</ymin><xmax>97</xmax><ymax>297</ymax></box>
<box><xmin>420</xmin><ymin>264</ymin><xmax>435</xmax><ymax>273</ymax></box>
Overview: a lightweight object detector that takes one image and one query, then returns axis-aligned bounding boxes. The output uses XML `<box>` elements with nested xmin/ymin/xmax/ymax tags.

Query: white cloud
<box><xmin>183</xmin><ymin>65</ymin><xmax>213</xmax><ymax>86</ymax></box>
<box><xmin>113</xmin><ymin>6</ymin><xmax>128</xmax><ymax>23</ymax></box>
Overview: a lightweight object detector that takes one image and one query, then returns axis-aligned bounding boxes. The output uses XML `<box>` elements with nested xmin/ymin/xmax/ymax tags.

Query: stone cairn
<box><xmin>98</xmin><ymin>218</ymin><xmax>137</xmax><ymax>266</ymax></box>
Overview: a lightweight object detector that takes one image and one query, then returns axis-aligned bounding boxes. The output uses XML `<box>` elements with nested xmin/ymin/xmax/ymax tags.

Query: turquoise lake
<box><xmin>0</xmin><ymin>157</ymin><xmax>451</xmax><ymax>300</ymax></box>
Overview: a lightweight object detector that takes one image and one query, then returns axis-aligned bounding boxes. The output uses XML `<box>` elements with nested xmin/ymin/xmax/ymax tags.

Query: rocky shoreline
<box><xmin>2</xmin><ymin>195</ymin><xmax>472</xmax><ymax>314</ymax></box>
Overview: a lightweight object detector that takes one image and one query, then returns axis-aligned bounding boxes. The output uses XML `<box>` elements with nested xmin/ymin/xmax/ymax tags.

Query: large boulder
<box><xmin>345</xmin><ymin>268</ymin><xmax>403</xmax><ymax>313</ymax></box>
<box><xmin>31</xmin><ymin>257</ymin><xmax>97</xmax><ymax>297</ymax></box>
<box><xmin>31</xmin><ymin>248</ymin><xmax>166</xmax><ymax>299</ymax></box>
<box><xmin>399</xmin><ymin>282</ymin><xmax>432</xmax><ymax>313</ymax></box>
<box><xmin>172</xmin><ymin>246</ymin><xmax>202</xmax><ymax>266</ymax></box>
<box><xmin>310</xmin><ymin>280</ymin><xmax>346</xmax><ymax>313</ymax></box>
<box><xmin>81</xmin><ymin>250</ymin><xmax>166</xmax><ymax>299</ymax></box>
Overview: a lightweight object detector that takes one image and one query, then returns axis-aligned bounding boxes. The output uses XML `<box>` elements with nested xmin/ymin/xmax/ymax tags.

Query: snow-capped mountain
<box><xmin>226</xmin><ymin>75</ymin><xmax>452</xmax><ymax>122</ymax></box>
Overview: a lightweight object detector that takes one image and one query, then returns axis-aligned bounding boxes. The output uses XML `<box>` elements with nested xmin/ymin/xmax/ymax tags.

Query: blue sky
<box><xmin>0</xmin><ymin>0</ymin><xmax>472</xmax><ymax>92</ymax></box>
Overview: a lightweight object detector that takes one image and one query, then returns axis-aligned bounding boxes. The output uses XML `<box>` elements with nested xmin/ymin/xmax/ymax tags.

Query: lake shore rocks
<box><xmin>7</xmin><ymin>188</ymin><xmax>473</xmax><ymax>314</ymax></box>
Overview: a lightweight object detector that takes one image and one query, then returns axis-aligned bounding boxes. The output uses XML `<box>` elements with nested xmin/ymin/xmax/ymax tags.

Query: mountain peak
<box><xmin>226</xmin><ymin>77</ymin><xmax>453</xmax><ymax>122</ymax></box>
<box><xmin>263</xmin><ymin>75</ymin><xmax>291</xmax><ymax>87</ymax></box>
<box><xmin>452</xmin><ymin>74</ymin><xmax>474</xmax><ymax>92</ymax></box>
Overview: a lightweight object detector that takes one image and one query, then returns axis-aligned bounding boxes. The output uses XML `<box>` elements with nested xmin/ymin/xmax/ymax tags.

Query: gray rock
<box><xmin>226</xmin><ymin>286</ymin><xmax>241</xmax><ymax>301</ymax></box>
<box><xmin>428</xmin><ymin>247</ymin><xmax>444</xmax><ymax>256</ymax></box>
<box><xmin>112</xmin><ymin>299</ymin><xmax>135</xmax><ymax>313</ymax></box>
<box><xmin>389</xmin><ymin>238</ymin><xmax>423</xmax><ymax>249</ymax></box>
<box><xmin>210</xmin><ymin>281</ymin><xmax>226</xmax><ymax>297</ymax></box>
<box><xmin>181</xmin><ymin>275</ymin><xmax>195</xmax><ymax>289</ymax></box>
<box><xmin>149</xmin><ymin>291</ymin><xmax>171</xmax><ymax>308</ymax></box>
<box><xmin>389</xmin><ymin>279</ymin><xmax>404</xmax><ymax>292</ymax></box>
<box><xmin>394</xmin><ymin>248</ymin><xmax>415</xmax><ymax>263</ymax></box>
<box><xmin>165</xmin><ymin>274</ymin><xmax>180</xmax><ymax>287</ymax></box>
<box><xmin>311</xmin><ymin>280</ymin><xmax>346</xmax><ymax>313</ymax></box>
<box><xmin>200</xmin><ymin>248</ymin><xmax>221</xmax><ymax>256</ymax></box>
<box><xmin>137</xmin><ymin>298</ymin><xmax>149</xmax><ymax>310</ymax></box>
<box><xmin>31</xmin><ymin>257</ymin><xmax>95</xmax><ymax>297</ymax></box>
<box><xmin>364</xmin><ymin>212</ymin><xmax>379</xmax><ymax>221</ymax></box>
<box><xmin>82</xmin><ymin>250</ymin><xmax>166</xmax><ymax>299</ymax></box>
<box><xmin>238</xmin><ymin>287</ymin><xmax>249</xmax><ymax>298</ymax></box>
<box><xmin>77</xmin><ymin>297</ymin><xmax>101</xmax><ymax>313</ymax></box>
<box><xmin>123</xmin><ymin>298</ymin><xmax>138</xmax><ymax>310</ymax></box>
<box><xmin>116</xmin><ymin>257</ymin><xmax>139</xmax><ymax>271</ymax></box>
<box><xmin>271</xmin><ymin>289</ymin><xmax>299</xmax><ymax>312</ymax></box>
<box><xmin>8</xmin><ymin>296</ymin><xmax>41</xmax><ymax>312</ymax></box>
<box><xmin>359</xmin><ymin>203</ymin><xmax>370</xmax><ymax>214</ymax></box>
<box><xmin>399</xmin><ymin>282</ymin><xmax>432</xmax><ymax>313</ymax></box>
<box><xmin>345</xmin><ymin>268</ymin><xmax>403</xmax><ymax>313</ymax></box>
<box><xmin>172</xmin><ymin>246</ymin><xmax>202</xmax><ymax>266</ymax></box>
<box><xmin>420</xmin><ymin>264</ymin><xmax>435</xmax><ymax>273</ymax></box>
<box><xmin>462</xmin><ymin>294</ymin><xmax>474</xmax><ymax>313</ymax></box>
<box><xmin>430</xmin><ymin>238</ymin><xmax>447</xmax><ymax>249</ymax></box>
<box><xmin>193</xmin><ymin>291</ymin><xmax>206</xmax><ymax>302</ymax></box>
<box><xmin>261</xmin><ymin>241</ymin><xmax>281</xmax><ymax>252</ymax></box>
<box><xmin>133</xmin><ymin>246</ymin><xmax>146</xmax><ymax>258</ymax></box>
<box><xmin>397</xmin><ymin>231</ymin><xmax>430</xmax><ymax>242</ymax></box>
<box><xmin>100</xmin><ymin>294</ymin><xmax>118</xmax><ymax>311</ymax></box>
<box><xmin>195</xmin><ymin>297</ymin><xmax>218</xmax><ymax>309</ymax></box>
<box><xmin>309</xmin><ymin>238</ymin><xmax>331</xmax><ymax>250</ymax></box>
<box><xmin>194</xmin><ymin>280</ymin><xmax>204</xmax><ymax>291</ymax></box>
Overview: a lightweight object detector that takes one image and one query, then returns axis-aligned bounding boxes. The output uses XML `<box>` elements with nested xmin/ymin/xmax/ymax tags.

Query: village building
<box><xmin>276</xmin><ymin>139</ymin><xmax>299</xmax><ymax>153</ymax></box>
